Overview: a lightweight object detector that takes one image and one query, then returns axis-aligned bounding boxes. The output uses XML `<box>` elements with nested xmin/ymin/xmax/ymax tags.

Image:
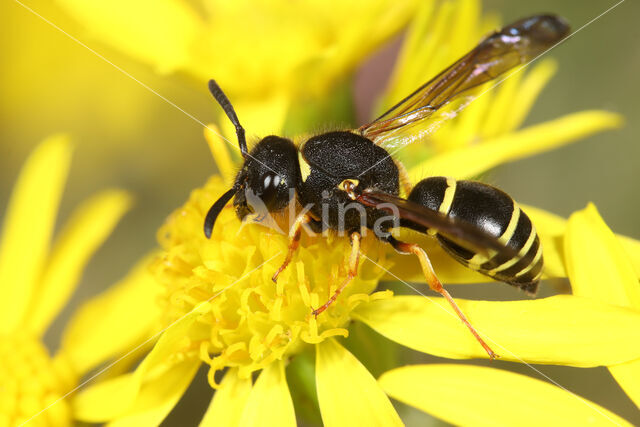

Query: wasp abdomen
<box><xmin>406</xmin><ymin>177</ymin><xmax>543</xmax><ymax>293</ymax></box>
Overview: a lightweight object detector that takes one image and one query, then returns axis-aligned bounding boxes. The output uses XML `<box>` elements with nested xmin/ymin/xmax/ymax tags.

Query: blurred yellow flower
<box><xmin>0</xmin><ymin>136</ymin><xmax>161</xmax><ymax>426</ymax></box>
<box><xmin>55</xmin><ymin>0</ymin><xmax>419</xmax><ymax>136</ymax></box>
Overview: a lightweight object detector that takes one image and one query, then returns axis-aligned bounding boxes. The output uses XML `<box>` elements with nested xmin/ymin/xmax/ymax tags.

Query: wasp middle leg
<box><xmin>312</xmin><ymin>230</ymin><xmax>361</xmax><ymax>317</ymax></box>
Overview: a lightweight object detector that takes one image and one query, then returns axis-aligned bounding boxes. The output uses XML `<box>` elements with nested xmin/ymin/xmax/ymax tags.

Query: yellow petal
<box><xmin>619</xmin><ymin>235</ymin><xmax>640</xmax><ymax>278</ymax></box>
<box><xmin>480</xmin><ymin>66</ymin><xmax>523</xmax><ymax>138</ymax></box>
<box><xmin>522</xmin><ymin>204</ymin><xmax>568</xmax><ymax>236</ymax></box>
<box><xmin>315</xmin><ymin>339</ymin><xmax>402</xmax><ymax>427</ymax></box>
<box><xmin>566</xmin><ymin>203</ymin><xmax>640</xmax><ymax>307</ymax></box>
<box><xmin>565</xmin><ymin>203</ymin><xmax>640</xmax><ymax>406</ymax></box>
<box><xmin>408</xmin><ymin>111</ymin><xmax>622</xmax><ymax>181</ymax></box>
<box><xmin>609</xmin><ymin>361</ymin><xmax>640</xmax><ymax>408</ymax></box>
<box><xmin>521</xmin><ymin>205</ymin><xmax>569</xmax><ymax>278</ymax></box>
<box><xmin>312</xmin><ymin>0</ymin><xmax>416</xmax><ymax>96</ymax></box>
<box><xmin>27</xmin><ymin>190</ymin><xmax>132</xmax><ymax>336</ymax></box>
<box><xmin>200</xmin><ymin>369</ymin><xmax>252</xmax><ymax>427</ymax></box>
<box><xmin>220</xmin><ymin>94</ymin><xmax>290</xmax><ymax>142</ymax></box>
<box><xmin>0</xmin><ymin>135</ymin><xmax>72</xmax><ymax>333</ymax></box>
<box><xmin>379</xmin><ymin>364</ymin><xmax>632</xmax><ymax>426</ymax></box>
<box><xmin>204</xmin><ymin>124</ymin><xmax>237</xmax><ymax>185</ymax></box>
<box><xmin>239</xmin><ymin>361</ymin><xmax>295</xmax><ymax>427</ymax></box>
<box><xmin>525</xmin><ymin>204</ymin><xmax>640</xmax><ymax>279</ymax></box>
<box><xmin>106</xmin><ymin>359</ymin><xmax>200</xmax><ymax>427</ymax></box>
<box><xmin>353</xmin><ymin>295</ymin><xmax>640</xmax><ymax>366</ymax></box>
<box><xmin>385</xmin><ymin>0</ymin><xmax>436</xmax><ymax>103</ymax></box>
<box><xmin>501</xmin><ymin>59</ymin><xmax>557</xmax><ymax>133</ymax></box>
<box><xmin>74</xmin><ymin>302</ymin><xmax>208</xmax><ymax>421</ymax></box>
<box><xmin>57</xmin><ymin>0</ymin><xmax>203</xmax><ymax>74</ymax></box>
<box><xmin>58</xmin><ymin>254</ymin><xmax>162</xmax><ymax>374</ymax></box>
<box><xmin>73</xmin><ymin>372</ymin><xmax>139</xmax><ymax>422</ymax></box>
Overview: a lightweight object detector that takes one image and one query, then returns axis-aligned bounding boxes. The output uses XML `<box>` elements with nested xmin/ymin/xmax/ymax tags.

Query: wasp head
<box><xmin>204</xmin><ymin>81</ymin><xmax>300</xmax><ymax>238</ymax></box>
<box><xmin>204</xmin><ymin>135</ymin><xmax>299</xmax><ymax>238</ymax></box>
<box><xmin>232</xmin><ymin>135</ymin><xmax>299</xmax><ymax>222</ymax></box>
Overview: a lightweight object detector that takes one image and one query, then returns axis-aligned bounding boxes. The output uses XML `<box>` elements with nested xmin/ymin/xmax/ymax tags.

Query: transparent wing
<box><xmin>358</xmin><ymin>15</ymin><xmax>569</xmax><ymax>150</ymax></box>
<box><xmin>357</xmin><ymin>189</ymin><xmax>518</xmax><ymax>258</ymax></box>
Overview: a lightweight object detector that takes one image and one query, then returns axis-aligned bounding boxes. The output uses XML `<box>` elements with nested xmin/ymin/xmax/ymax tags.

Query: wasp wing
<box><xmin>358</xmin><ymin>15</ymin><xmax>569</xmax><ymax>150</ymax></box>
<box><xmin>357</xmin><ymin>189</ymin><xmax>518</xmax><ymax>258</ymax></box>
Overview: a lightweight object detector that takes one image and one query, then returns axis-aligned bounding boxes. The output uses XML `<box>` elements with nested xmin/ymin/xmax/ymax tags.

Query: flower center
<box><xmin>152</xmin><ymin>177</ymin><xmax>392</xmax><ymax>385</ymax></box>
<box><xmin>0</xmin><ymin>334</ymin><xmax>75</xmax><ymax>426</ymax></box>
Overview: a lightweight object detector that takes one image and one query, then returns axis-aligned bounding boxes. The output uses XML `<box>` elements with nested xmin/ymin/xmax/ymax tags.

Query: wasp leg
<box><xmin>312</xmin><ymin>231</ymin><xmax>361</xmax><ymax>317</ymax></box>
<box><xmin>272</xmin><ymin>213</ymin><xmax>312</xmax><ymax>283</ymax></box>
<box><xmin>385</xmin><ymin>235</ymin><xmax>498</xmax><ymax>360</ymax></box>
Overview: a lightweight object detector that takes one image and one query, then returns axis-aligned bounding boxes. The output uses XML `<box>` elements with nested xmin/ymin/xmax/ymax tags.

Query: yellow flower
<box><xmin>55</xmin><ymin>0</ymin><xmax>419</xmax><ymax>136</ymax></box>
<box><xmin>0</xmin><ymin>136</ymin><xmax>161</xmax><ymax>426</ymax></box>
<box><xmin>66</xmin><ymin>1</ymin><xmax>639</xmax><ymax>425</ymax></box>
<box><xmin>71</xmin><ymin>172</ymin><xmax>640</xmax><ymax>425</ymax></box>
<box><xmin>72</xmin><ymin>143</ymin><xmax>640</xmax><ymax>426</ymax></box>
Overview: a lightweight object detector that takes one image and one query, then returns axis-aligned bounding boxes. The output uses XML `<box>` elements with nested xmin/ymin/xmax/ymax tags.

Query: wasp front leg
<box><xmin>272</xmin><ymin>213</ymin><xmax>314</xmax><ymax>283</ymax></box>
<box><xmin>312</xmin><ymin>231</ymin><xmax>361</xmax><ymax>317</ymax></box>
<box><xmin>385</xmin><ymin>235</ymin><xmax>498</xmax><ymax>360</ymax></box>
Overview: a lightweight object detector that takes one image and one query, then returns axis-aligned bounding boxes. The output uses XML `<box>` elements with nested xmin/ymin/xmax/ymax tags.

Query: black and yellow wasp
<box><xmin>203</xmin><ymin>15</ymin><xmax>569</xmax><ymax>358</ymax></box>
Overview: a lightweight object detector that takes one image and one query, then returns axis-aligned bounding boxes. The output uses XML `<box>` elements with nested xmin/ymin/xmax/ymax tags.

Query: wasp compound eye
<box><xmin>260</xmin><ymin>172</ymin><xmax>281</xmax><ymax>208</ymax></box>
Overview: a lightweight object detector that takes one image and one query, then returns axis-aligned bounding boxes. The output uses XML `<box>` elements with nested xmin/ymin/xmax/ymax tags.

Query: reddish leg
<box><xmin>389</xmin><ymin>237</ymin><xmax>498</xmax><ymax>360</ymax></box>
<box><xmin>312</xmin><ymin>231</ymin><xmax>361</xmax><ymax>317</ymax></box>
<box><xmin>272</xmin><ymin>214</ymin><xmax>311</xmax><ymax>283</ymax></box>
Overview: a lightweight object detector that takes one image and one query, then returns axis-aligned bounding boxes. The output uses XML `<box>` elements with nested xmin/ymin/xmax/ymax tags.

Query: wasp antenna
<box><xmin>208</xmin><ymin>79</ymin><xmax>248</xmax><ymax>157</ymax></box>
<box><xmin>204</xmin><ymin>188</ymin><xmax>236</xmax><ymax>238</ymax></box>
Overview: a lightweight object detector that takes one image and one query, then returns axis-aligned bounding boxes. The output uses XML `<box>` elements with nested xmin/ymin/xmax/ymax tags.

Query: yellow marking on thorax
<box><xmin>438</xmin><ymin>177</ymin><xmax>457</xmax><ymax>214</ymax></box>
<box><xmin>394</xmin><ymin>158</ymin><xmax>413</xmax><ymax>196</ymax></box>
<box><xmin>298</xmin><ymin>151</ymin><xmax>311</xmax><ymax>182</ymax></box>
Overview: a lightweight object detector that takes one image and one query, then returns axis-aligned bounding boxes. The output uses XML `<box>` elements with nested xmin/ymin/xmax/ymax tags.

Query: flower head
<box><xmin>154</xmin><ymin>174</ymin><xmax>393</xmax><ymax>384</ymax></box>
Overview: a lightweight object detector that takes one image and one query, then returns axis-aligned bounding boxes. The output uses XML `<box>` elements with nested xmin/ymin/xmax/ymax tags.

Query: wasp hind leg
<box><xmin>385</xmin><ymin>235</ymin><xmax>498</xmax><ymax>360</ymax></box>
<box><xmin>312</xmin><ymin>231</ymin><xmax>361</xmax><ymax>317</ymax></box>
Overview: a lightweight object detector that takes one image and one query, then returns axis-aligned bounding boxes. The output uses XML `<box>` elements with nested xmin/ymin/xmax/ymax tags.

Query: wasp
<box><xmin>203</xmin><ymin>15</ymin><xmax>569</xmax><ymax>359</ymax></box>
